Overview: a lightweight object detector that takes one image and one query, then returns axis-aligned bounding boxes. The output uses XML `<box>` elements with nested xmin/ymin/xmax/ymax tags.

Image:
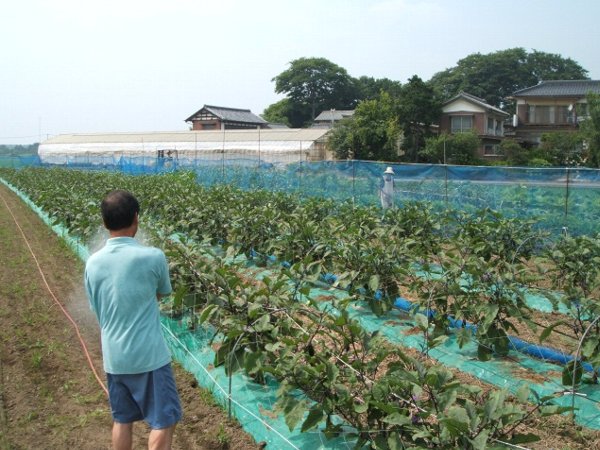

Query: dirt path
<box><xmin>0</xmin><ymin>184</ymin><xmax>261</xmax><ymax>450</ymax></box>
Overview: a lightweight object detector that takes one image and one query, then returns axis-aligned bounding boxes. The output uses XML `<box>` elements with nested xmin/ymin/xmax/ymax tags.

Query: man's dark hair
<box><xmin>101</xmin><ymin>190</ymin><xmax>140</xmax><ymax>231</ymax></box>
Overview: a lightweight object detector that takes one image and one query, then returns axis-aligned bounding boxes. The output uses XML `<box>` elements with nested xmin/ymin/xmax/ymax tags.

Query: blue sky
<box><xmin>1</xmin><ymin>0</ymin><xmax>599</xmax><ymax>144</ymax></box>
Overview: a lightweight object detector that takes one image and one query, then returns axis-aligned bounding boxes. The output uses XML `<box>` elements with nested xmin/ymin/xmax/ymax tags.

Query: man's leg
<box><xmin>112</xmin><ymin>422</ymin><xmax>133</xmax><ymax>450</ymax></box>
<box><xmin>148</xmin><ymin>424</ymin><xmax>176</xmax><ymax>450</ymax></box>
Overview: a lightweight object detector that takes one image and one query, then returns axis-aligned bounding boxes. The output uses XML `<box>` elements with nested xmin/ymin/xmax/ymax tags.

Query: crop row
<box><xmin>1</xmin><ymin>167</ymin><xmax>600</xmax><ymax>448</ymax></box>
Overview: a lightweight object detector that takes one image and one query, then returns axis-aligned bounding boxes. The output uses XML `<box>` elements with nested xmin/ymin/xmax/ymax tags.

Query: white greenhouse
<box><xmin>38</xmin><ymin>129</ymin><xmax>332</xmax><ymax>165</ymax></box>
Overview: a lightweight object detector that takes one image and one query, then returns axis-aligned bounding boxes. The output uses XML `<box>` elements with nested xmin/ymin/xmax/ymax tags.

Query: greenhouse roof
<box><xmin>42</xmin><ymin>129</ymin><xmax>329</xmax><ymax>145</ymax></box>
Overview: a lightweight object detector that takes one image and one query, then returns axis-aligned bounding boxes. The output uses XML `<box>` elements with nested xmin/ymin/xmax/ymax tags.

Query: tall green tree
<box><xmin>271</xmin><ymin>57</ymin><xmax>358</xmax><ymax>126</ymax></box>
<box><xmin>328</xmin><ymin>91</ymin><xmax>401</xmax><ymax>161</ymax></box>
<box><xmin>428</xmin><ymin>48</ymin><xmax>588</xmax><ymax>110</ymax></box>
<box><xmin>397</xmin><ymin>75</ymin><xmax>441</xmax><ymax>162</ymax></box>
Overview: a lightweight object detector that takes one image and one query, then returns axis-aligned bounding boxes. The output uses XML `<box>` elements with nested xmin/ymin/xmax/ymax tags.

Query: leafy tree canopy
<box><xmin>397</xmin><ymin>75</ymin><xmax>442</xmax><ymax>162</ymax></box>
<box><xmin>420</xmin><ymin>132</ymin><xmax>481</xmax><ymax>165</ymax></box>
<box><xmin>499</xmin><ymin>139</ymin><xmax>531</xmax><ymax>166</ymax></box>
<box><xmin>328</xmin><ymin>91</ymin><xmax>401</xmax><ymax>161</ymax></box>
<box><xmin>272</xmin><ymin>57</ymin><xmax>358</xmax><ymax>126</ymax></box>
<box><xmin>261</xmin><ymin>99</ymin><xmax>294</xmax><ymax>127</ymax></box>
<box><xmin>328</xmin><ymin>76</ymin><xmax>440</xmax><ymax>162</ymax></box>
<box><xmin>428</xmin><ymin>48</ymin><xmax>589</xmax><ymax>110</ymax></box>
<box><xmin>539</xmin><ymin>131</ymin><xmax>585</xmax><ymax>167</ymax></box>
<box><xmin>354</xmin><ymin>76</ymin><xmax>403</xmax><ymax>101</ymax></box>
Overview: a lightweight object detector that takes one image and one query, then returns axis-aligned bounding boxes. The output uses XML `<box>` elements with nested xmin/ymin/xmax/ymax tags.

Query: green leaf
<box><xmin>456</xmin><ymin>327</ymin><xmax>472</xmax><ymax>348</ymax></box>
<box><xmin>515</xmin><ymin>384</ymin><xmax>530</xmax><ymax>403</ymax></box>
<box><xmin>198</xmin><ymin>304</ymin><xmax>218</xmax><ymax>324</ymax></box>
<box><xmin>441</xmin><ymin>413</ymin><xmax>469</xmax><ymax>436</ymax></box>
<box><xmin>387</xmin><ymin>433</ymin><xmax>404</xmax><ymax>450</ymax></box>
<box><xmin>494</xmin><ymin>330</ymin><xmax>510</xmax><ymax>357</ymax></box>
<box><xmin>430</xmin><ymin>334</ymin><xmax>449</xmax><ymax>349</ymax></box>
<box><xmin>540</xmin><ymin>405</ymin><xmax>574</xmax><ymax>416</ymax></box>
<box><xmin>483</xmin><ymin>390</ymin><xmax>505</xmax><ymax>421</ymax></box>
<box><xmin>244</xmin><ymin>350</ymin><xmax>262</xmax><ymax>374</ymax></box>
<box><xmin>562</xmin><ymin>360</ymin><xmax>583</xmax><ymax>386</ymax></box>
<box><xmin>368</xmin><ymin>274</ymin><xmax>380</xmax><ymax>292</ymax></box>
<box><xmin>477</xmin><ymin>343</ymin><xmax>493</xmax><ymax>361</ymax></box>
<box><xmin>284</xmin><ymin>399</ymin><xmax>306</xmax><ymax>431</ymax></box>
<box><xmin>265</xmin><ymin>342</ymin><xmax>284</xmax><ymax>352</ymax></box>
<box><xmin>254</xmin><ymin>314</ymin><xmax>272</xmax><ymax>332</ymax></box>
<box><xmin>582</xmin><ymin>339</ymin><xmax>598</xmax><ymax>359</ymax></box>
<box><xmin>539</xmin><ymin>320</ymin><xmax>568</xmax><ymax>343</ymax></box>
<box><xmin>301</xmin><ymin>407</ymin><xmax>324</xmax><ymax>432</ymax></box>
<box><xmin>468</xmin><ymin>429</ymin><xmax>490</xmax><ymax>450</ymax></box>
<box><xmin>415</xmin><ymin>313</ymin><xmax>429</xmax><ymax>331</ymax></box>
<box><xmin>353</xmin><ymin>402</ymin><xmax>369</xmax><ymax>414</ymax></box>
<box><xmin>382</xmin><ymin>412</ymin><xmax>412</xmax><ymax>426</ymax></box>
<box><xmin>326</xmin><ymin>362</ymin><xmax>339</xmax><ymax>383</ymax></box>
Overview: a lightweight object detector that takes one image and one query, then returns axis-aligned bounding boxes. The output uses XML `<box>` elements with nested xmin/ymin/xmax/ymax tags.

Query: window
<box><xmin>555</xmin><ymin>106</ymin><xmax>572</xmax><ymax>124</ymax></box>
<box><xmin>483</xmin><ymin>144</ymin><xmax>500</xmax><ymax>156</ymax></box>
<box><xmin>527</xmin><ymin>105</ymin><xmax>573</xmax><ymax>124</ymax></box>
<box><xmin>487</xmin><ymin>118</ymin><xmax>495</xmax><ymax>135</ymax></box>
<box><xmin>450</xmin><ymin>115</ymin><xmax>473</xmax><ymax>133</ymax></box>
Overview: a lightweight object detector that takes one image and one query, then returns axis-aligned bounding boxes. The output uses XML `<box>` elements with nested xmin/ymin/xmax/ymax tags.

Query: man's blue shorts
<box><xmin>107</xmin><ymin>363</ymin><xmax>182</xmax><ymax>429</ymax></box>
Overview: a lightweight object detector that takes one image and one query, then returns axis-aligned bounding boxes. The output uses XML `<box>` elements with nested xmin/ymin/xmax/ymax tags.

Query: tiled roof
<box><xmin>185</xmin><ymin>105</ymin><xmax>267</xmax><ymax>124</ymax></box>
<box><xmin>314</xmin><ymin>109</ymin><xmax>355</xmax><ymax>122</ymax></box>
<box><xmin>512</xmin><ymin>80</ymin><xmax>600</xmax><ymax>97</ymax></box>
<box><xmin>443</xmin><ymin>92</ymin><xmax>509</xmax><ymax>116</ymax></box>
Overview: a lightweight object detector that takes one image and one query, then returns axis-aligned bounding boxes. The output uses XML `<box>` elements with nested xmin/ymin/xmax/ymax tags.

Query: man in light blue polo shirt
<box><xmin>85</xmin><ymin>190</ymin><xmax>181</xmax><ymax>450</ymax></box>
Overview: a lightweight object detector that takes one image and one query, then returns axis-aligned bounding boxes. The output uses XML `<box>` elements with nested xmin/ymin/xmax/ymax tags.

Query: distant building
<box><xmin>312</xmin><ymin>109</ymin><xmax>355</xmax><ymax>129</ymax></box>
<box><xmin>439</xmin><ymin>92</ymin><xmax>509</xmax><ymax>158</ymax></box>
<box><xmin>185</xmin><ymin>105</ymin><xmax>269</xmax><ymax>131</ymax></box>
<box><xmin>508</xmin><ymin>80</ymin><xmax>600</xmax><ymax>146</ymax></box>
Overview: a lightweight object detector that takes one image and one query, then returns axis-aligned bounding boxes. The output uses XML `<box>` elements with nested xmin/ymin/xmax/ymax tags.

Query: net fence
<box><xmin>2</xmin><ymin>154</ymin><xmax>599</xmax><ymax>236</ymax></box>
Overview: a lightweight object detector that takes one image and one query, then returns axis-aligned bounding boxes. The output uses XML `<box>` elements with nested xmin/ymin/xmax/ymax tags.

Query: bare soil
<box><xmin>0</xmin><ymin>184</ymin><xmax>261</xmax><ymax>450</ymax></box>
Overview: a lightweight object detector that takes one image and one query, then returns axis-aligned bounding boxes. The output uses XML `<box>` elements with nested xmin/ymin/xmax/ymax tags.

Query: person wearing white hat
<box><xmin>380</xmin><ymin>166</ymin><xmax>395</xmax><ymax>209</ymax></box>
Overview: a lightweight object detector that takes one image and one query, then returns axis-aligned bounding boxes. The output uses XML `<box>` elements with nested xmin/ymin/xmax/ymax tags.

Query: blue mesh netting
<box><xmin>5</xmin><ymin>155</ymin><xmax>600</xmax><ymax>236</ymax></box>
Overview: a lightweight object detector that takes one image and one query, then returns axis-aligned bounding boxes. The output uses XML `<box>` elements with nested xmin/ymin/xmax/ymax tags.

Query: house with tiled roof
<box><xmin>439</xmin><ymin>92</ymin><xmax>510</xmax><ymax>158</ymax></box>
<box><xmin>185</xmin><ymin>105</ymin><xmax>269</xmax><ymax>131</ymax></box>
<box><xmin>509</xmin><ymin>80</ymin><xmax>600</xmax><ymax>145</ymax></box>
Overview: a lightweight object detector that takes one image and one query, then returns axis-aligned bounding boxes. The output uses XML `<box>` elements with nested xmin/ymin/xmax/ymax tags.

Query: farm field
<box><xmin>0</xmin><ymin>182</ymin><xmax>261</xmax><ymax>450</ymax></box>
<box><xmin>2</xmin><ymin>167</ymin><xmax>600</xmax><ymax>449</ymax></box>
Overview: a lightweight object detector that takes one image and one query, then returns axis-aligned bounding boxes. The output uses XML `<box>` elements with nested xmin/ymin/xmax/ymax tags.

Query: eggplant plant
<box><xmin>544</xmin><ymin>233</ymin><xmax>600</xmax><ymax>385</ymax></box>
<box><xmin>408</xmin><ymin>209</ymin><xmax>543</xmax><ymax>360</ymax></box>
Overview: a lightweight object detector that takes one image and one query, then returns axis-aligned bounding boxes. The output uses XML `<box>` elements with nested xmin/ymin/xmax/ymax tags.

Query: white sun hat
<box><xmin>384</xmin><ymin>166</ymin><xmax>395</xmax><ymax>175</ymax></box>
